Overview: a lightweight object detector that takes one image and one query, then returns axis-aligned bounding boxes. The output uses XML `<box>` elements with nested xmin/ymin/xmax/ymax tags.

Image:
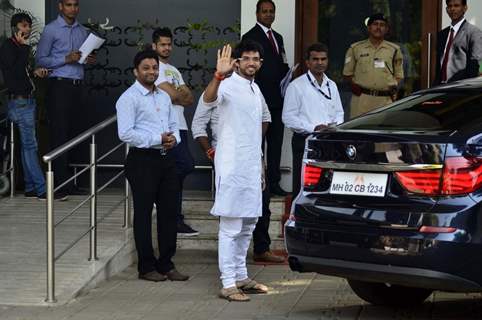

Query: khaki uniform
<box><xmin>343</xmin><ymin>39</ymin><xmax>403</xmax><ymax>118</ymax></box>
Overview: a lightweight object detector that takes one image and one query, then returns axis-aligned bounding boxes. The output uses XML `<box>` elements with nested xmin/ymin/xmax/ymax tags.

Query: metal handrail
<box><xmin>43</xmin><ymin>115</ymin><xmax>117</xmax><ymax>162</ymax></box>
<box><xmin>0</xmin><ymin>116</ymin><xmax>15</xmax><ymax>198</ymax></box>
<box><xmin>42</xmin><ymin>114</ymin><xmax>131</xmax><ymax>303</ymax></box>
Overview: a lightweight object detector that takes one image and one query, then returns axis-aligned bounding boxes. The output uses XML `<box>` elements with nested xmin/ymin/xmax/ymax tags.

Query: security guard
<box><xmin>343</xmin><ymin>13</ymin><xmax>403</xmax><ymax>119</ymax></box>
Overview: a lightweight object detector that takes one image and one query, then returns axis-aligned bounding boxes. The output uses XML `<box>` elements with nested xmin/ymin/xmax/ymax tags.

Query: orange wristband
<box><xmin>214</xmin><ymin>71</ymin><xmax>225</xmax><ymax>81</ymax></box>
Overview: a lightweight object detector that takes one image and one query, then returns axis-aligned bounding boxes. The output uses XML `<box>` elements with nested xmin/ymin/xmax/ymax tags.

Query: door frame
<box><xmin>295</xmin><ymin>0</ymin><xmax>442</xmax><ymax>89</ymax></box>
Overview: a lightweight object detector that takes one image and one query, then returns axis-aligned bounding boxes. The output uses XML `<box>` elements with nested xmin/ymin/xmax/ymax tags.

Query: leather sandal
<box><xmin>219</xmin><ymin>286</ymin><xmax>250</xmax><ymax>302</ymax></box>
<box><xmin>236</xmin><ymin>279</ymin><xmax>269</xmax><ymax>294</ymax></box>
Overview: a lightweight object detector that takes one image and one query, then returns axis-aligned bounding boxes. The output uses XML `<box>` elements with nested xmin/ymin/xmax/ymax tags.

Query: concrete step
<box><xmin>182</xmin><ymin>197</ymin><xmax>286</xmax><ymax>216</ymax></box>
<box><xmin>179</xmin><ymin>196</ymin><xmax>287</xmax><ymax>248</ymax></box>
<box><xmin>177</xmin><ymin>232</ymin><xmax>286</xmax><ymax>251</ymax></box>
<box><xmin>183</xmin><ymin>214</ymin><xmax>284</xmax><ymax>235</ymax></box>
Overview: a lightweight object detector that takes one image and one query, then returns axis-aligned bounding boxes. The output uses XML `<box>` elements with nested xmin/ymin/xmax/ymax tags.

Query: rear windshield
<box><xmin>339</xmin><ymin>91</ymin><xmax>482</xmax><ymax>131</ymax></box>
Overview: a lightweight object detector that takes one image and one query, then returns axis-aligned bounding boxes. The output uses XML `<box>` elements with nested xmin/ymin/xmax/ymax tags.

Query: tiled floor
<box><xmin>1</xmin><ymin>250</ymin><xmax>481</xmax><ymax>320</ymax></box>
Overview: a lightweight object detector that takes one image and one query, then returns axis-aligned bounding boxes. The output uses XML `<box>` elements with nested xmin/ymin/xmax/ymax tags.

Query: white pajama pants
<box><xmin>218</xmin><ymin>216</ymin><xmax>258</xmax><ymax>289</ymax></box>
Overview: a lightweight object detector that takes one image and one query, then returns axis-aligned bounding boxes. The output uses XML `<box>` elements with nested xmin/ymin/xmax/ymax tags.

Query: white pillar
<box><xmin>441</xmin><ymin>0</ymin><xmax>482</xmax><ymax>29</ymax></box>
<box><xmin>241</xmin><ymin>0</ymin><xmax>297</xmax><ymax>191</ymax></box>
<box><xmin>13</xmin><ymin>0</ymin><xmax>45</xmax><ymax>27</ymax></box>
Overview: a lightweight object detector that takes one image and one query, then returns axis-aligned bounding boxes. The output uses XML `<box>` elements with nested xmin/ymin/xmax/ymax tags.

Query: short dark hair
<box><xmin>152</xmin><ymin>27</ymin><xmax>173</xmax><ymax>43</ymax></box>
<box><xmin>58</xmin><ymin>0</ymin><xmax>79</xmax><ymax>4</ymax></box>
<box><xmin>10</xmin><ymin>12</ymin><xmax>32</xmax><ymax>28</ymax></box>
<box><xmin>305</xmin><ymin>43</ymin><xmax>329</xmax><ymax>60</ymax></box>
<box><xmin>256</xmin><ymin>0</ymin><xmax>276</xmax><ymax>13</ymax></box>
<box><xmin>232</xmin><ymin>39</ymin><xmax>264</xmax><ymax>59</ymax></box>
<box><xmin>133</xmin><ymin>49</ymin><xmax>159</xmax><ymax>69</ymax></box>
<box><xmin>446</xmin><ymin>0</ymin><xmax>467</xmax><ymax>5</ymax></box>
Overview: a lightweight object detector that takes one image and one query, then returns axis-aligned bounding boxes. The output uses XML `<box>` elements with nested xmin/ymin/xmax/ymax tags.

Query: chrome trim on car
<box><xmin>304</xmin><ymin>160</ymin><xmax>443</xmax><ymax>172</ymax></box>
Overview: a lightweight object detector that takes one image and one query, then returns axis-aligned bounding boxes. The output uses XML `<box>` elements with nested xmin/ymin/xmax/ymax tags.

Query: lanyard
<box><xmin>306</xmin><ymin>73</ymin><xmax>331</xmax><ymax>100</ymax></box>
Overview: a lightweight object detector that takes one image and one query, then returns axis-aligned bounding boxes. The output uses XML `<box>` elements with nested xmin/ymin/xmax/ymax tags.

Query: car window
<box><xmin>340</xmin><ymin>92</ymin><xmax>482</xmax><ymax>131</ymax></box>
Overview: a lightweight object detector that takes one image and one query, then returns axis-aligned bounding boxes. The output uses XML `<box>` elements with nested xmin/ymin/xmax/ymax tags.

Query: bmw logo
<box><xmin>346</xmin><ymin>145</ymin><xmax>357</xmax><ymax>160</ymax></box>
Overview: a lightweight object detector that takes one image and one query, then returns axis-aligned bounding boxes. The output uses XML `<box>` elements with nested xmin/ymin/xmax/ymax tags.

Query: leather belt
<box><xmin>8</xmin><ymin>94</ymin><xmax>33</xmax><ymax>100</ymax></box>
<box><xmin>293</xmin><ymin>132</ymin><xmax>309</xmax><ymax>139</ymax></box>
<box><xmin>130</xmin><ymin>147</ymin><xmax>168</xmax><ymax>156</ymax></box>
<box><xmin>360</xmin><ymin>87</ymin><xmax>392</xmax><ymax>97</ymax></box>
<box><xmin>52</xmin><ymin>77</ymin><xmax>83</xmax><ymax>85</ymax></box>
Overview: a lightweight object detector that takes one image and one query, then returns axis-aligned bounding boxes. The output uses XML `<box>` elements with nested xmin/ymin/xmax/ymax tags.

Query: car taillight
<box><xmin>419</xmin><ymin>226</ymin><xmax>456</xmax><ymax>233</ymax></box>
<box><xmin>303</xmin><ymin>164</ymin><xmax>322</xmax><ymax>187</ymax></box>
<box><xmin>394</xmin><ymin>170</ymin><xmax>442</xmax><ymax>195</ymax></box>
<box><xmin>441</xmin><ymin>157</ymin><xmax>482</xmax><ymax>195</ymax></box>
<box><xmin>395</xmin><ymin>156</ymin><xmax>482</xmax><ymax>196</ymax></box>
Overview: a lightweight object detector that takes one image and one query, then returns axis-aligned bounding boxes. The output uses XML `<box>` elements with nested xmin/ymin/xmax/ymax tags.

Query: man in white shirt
<box><xmin>203</xmin><ymin>41</ymin><xmax>271</xmax><ymax>302</ymax></box>
<box><xmin>192</xmin><ymin>91</ymin><xmax>285</xmax><ymax>264</ymax></box>
<box><xmin>116</xmin><ymin>49</ymin><xmax>188</xmax><ymax>282</ymax></box>
<box><xmin>152</xmin><ymin>27</ymin><xmax>198</xmax><ymax>236</ymax></box>
<box><xmin>282</xmin><ymin>43</ymin><xmax>344</xmax><ymax>197</ymax></box>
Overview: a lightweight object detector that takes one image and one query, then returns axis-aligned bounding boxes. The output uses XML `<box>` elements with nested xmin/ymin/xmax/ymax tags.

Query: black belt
<box><xmin>8</xmin><ymin>94</ymin><xmax>33</xmax><ymax>100</ymax></box>
<box><xmin>360</xmin><ymin>87</ymin><xmax>392</xmax><ymax>97</ymax></box>
<box><xmin>129</xmin><ymin>147</ymin><xmax>169</xmax><ymax>156</ymax></box>
<box><xmin>51</xmin><ymin>77</ymin><xmax>83</xmax><ymax>85</ymax></box>
<box><xmin>293</xmin><ymin>132</ymin><xmax>309</xmax><ymax>139</ymax></box>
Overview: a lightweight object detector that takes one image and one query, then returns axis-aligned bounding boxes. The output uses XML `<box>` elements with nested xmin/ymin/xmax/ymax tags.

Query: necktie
<box><xmin>267</xmin><ymin>30</ymin><xmax>279</xmax><ymax>55</ymax></box>
<box><xmin>441</xmin><ymin>28</ymin><xmax>454</xmax><ymax>83</ymax></box>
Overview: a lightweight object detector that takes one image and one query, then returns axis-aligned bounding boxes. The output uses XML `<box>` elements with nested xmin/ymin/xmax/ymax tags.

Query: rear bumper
<box><xmin>288</xmin><ymin>254</ymin><xmax>482</xmax><ymax>292</ymax></box>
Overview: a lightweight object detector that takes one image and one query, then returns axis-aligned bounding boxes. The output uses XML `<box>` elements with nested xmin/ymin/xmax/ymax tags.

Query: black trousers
<box><xmin>252</xmin><ymin>185</ymin><xmax>272</xmax><ymax>254</ymax></box>
<box><xmin>170</xmin><ymin>130</ymin><xmax>194</xmax><ymax>223</ymax></box>
<box><xmin>46</xmin><ymin>79</ymin><xmax>83</xmax><ymax>190</ymax></box>
<box><xmin>266</xmin><ymin>108</ymin><xmax>284</xmax><ymax>186</ymax></box>
<box><xmin>292</xmin><ymin>133</ymin><xmax>308</xmax><ymax>198</ymax></box>
<box><xmin>125</xmin><ymin>148</ymin><xmax>179</xmax><ymax>274</ymax></box>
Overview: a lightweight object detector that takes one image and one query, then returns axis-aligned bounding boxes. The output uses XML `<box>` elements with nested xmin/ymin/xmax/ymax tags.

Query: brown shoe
<box><xmin>164</xmin><ymin>269</ymin><xmax>189</xmax><ymax>281</ymax></box>
<box><xmin>219</xmin><ymin>287</ymin><xmax>250</xmax><ymax>302</ymax></box>
<box><xmin>236</xmin><ymin>279</ymin><xmax>269</xmax><ymax>294</ymax></box>
<box><xmin>253</xmin><ymin>251</ymin><xmax>286</xmax><ymax>263</ymax></box>
<box><xmin>138</xmin><ymin>271</ymin><xmax>167</xmax><ymax>282</ymax></box>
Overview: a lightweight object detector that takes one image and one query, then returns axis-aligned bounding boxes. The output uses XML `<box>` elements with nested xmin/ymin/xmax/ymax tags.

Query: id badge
<box><xmin>374</xmin><ymin>59</ymin><xmax>385</xmax><ymax>68</ymax></box>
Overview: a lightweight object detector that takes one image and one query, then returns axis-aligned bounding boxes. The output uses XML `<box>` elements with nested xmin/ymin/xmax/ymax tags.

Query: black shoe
<box><xmin>163</xmin><ymin>269</ymin><xmax>189</xmax><ymax>281</ymax></box>
<box><xmin>177</xmin><ymin>222</ymin><xmax>199</xmax><ymax>236</ymax></box>
<box><xmin>269</xmin><ymin>184</ymin><xmax>288</xmax><ymax>197</ymax></box>
<box><xmin>37</xmin><ymin>192</ymin><xmax>69</xmax><ymax>201</ymax></box>
<box><xmin>69</xmin><ymin>187</ymin><xmax>89</xmax><ymax>196</ymax></box>
<box><xmin>138</xmin><ymin>271</ymin><xmax>167</xmax><ymax>282</ymax></box>
<box><xmin>24</xmin><ymin>190</ymin><xmax>37</xmax><ymax>198</ymax></box>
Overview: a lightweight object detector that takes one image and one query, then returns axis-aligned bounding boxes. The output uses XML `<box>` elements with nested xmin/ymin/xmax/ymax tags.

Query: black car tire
<box><xmin>347</xmin><ymin>279</ymin><xmax>432</xmax><ymax>306</ymax></box>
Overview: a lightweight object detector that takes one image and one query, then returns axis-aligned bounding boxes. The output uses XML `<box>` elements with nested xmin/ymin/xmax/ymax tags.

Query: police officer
<box><xmin>343</xmin><ymin>13</ymin><xmax>403</xmax><ymax>119</ymax></box>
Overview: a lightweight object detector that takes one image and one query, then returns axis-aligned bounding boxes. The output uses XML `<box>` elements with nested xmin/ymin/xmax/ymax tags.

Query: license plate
<box><xmin>330</xmin><ymin>171</ymin><xmax>388</xmax><ymax>197</ymax></box>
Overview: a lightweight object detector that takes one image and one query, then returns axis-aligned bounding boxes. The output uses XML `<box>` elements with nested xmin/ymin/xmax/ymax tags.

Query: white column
<box><xmin>13</xmin><ymin>0</ymin><xmax>45</xmax><ymax>27</ymax></box>
<box><xmin>241</xmin><ymin>0</ymin><xmax>297</xmax><ymax>191</ymax></box>
<box><xmin>441</xmin><ymin>0</ymin><xmax>482</xmax><ymax>28</ymax></box>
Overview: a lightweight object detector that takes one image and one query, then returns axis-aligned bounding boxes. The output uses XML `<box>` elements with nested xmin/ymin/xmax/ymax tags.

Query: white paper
<box><xmin>280</xmin><ymin>63</ymin><xmax>299</xmax><ymax>98</ymax></box>
<box><xmin>78</xmin><ymin>33</ymin><xmax>105</xmax><ymax>64</ymax></box>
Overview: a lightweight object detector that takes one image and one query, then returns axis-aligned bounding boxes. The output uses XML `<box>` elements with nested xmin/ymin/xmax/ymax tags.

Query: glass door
<box><xmin>295</xmin><ymin>0</ymin><xmax>441</xmax><ymax>105</ymax></box>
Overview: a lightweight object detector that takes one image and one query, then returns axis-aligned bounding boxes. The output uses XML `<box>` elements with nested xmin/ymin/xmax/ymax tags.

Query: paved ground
<box><xmin>1</xmin><ymin>251</ymin><xmax>481</xmax><ymax>320</ymax></box>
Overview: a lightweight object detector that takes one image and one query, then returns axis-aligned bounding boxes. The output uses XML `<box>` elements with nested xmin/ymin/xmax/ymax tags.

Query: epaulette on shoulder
<box><xmin>351</xmin><ymin>40</ymin><xmax>367</xmax><ymax>49</ymax></box>
<box><xmin>384</xmin><ymin>41</ymin><xmax>401</xmax><ymax>52</ymax></box>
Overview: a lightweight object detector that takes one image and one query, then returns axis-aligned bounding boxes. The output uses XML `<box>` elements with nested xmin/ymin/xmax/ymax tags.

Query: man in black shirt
<box><xmin>0</xmin><ymin>13</ymin><xmax>67</xmax><ymax>200</ymax></box>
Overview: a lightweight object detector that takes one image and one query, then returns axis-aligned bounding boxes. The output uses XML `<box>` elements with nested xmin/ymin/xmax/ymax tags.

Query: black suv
<box><xmin>285</xmin><ymin>77</ymin><xmax>482</xmax><ymax>306</ymax></box>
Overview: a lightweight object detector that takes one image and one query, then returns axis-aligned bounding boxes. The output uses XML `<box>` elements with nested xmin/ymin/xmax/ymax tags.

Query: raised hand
<box><xmin>216</xmin><ymin>44</ymin><xmax>235</xmax><ymax>76</ymax></box>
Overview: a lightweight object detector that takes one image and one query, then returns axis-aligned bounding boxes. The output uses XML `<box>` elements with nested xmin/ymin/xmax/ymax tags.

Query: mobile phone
<box><xmin>11</xmin><ymin>26</ymin><xmax>24</xmax><ymax>37</ymax></box>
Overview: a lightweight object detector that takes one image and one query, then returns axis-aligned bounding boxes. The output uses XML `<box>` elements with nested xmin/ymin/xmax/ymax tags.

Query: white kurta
<box><xmin>205</xmin><ymin>72</ymin><xmax>270</xmax><ymax>218</ymax></box>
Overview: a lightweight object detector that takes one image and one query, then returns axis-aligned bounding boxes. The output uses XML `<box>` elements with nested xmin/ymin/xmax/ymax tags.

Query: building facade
<box><xmin>2</xmin><ymin>0</ymin><xmax>481</xmax><ymax>191</ymax></box>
